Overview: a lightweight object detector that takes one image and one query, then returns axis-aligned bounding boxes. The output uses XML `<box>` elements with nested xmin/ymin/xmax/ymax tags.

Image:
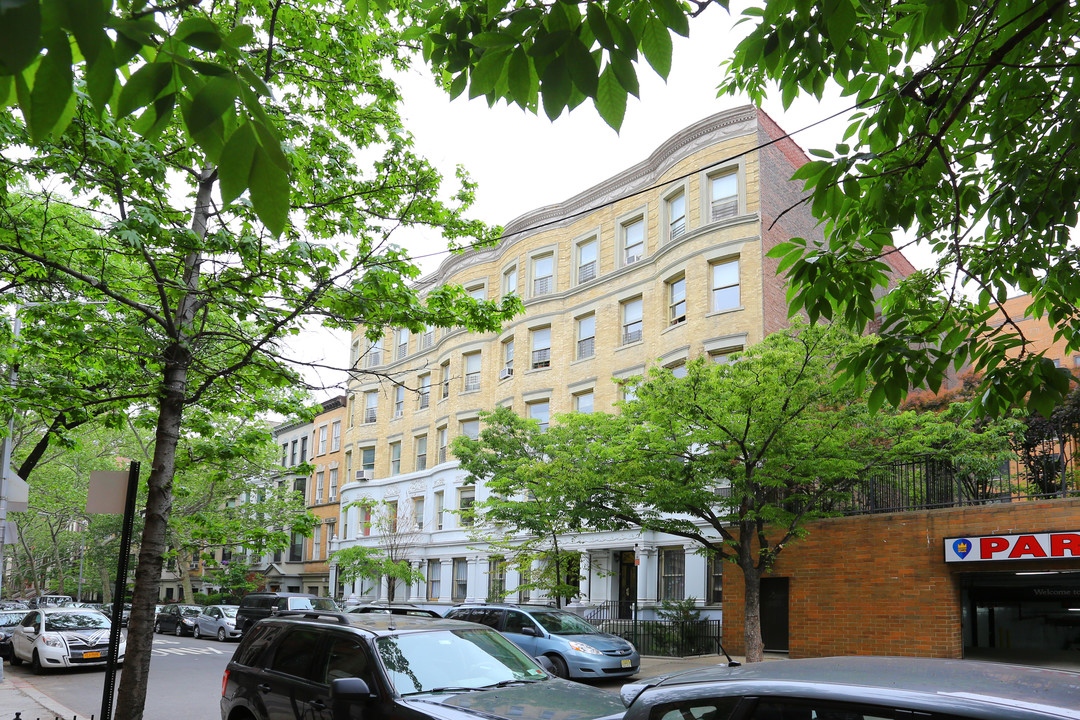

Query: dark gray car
<box><xmin>220</xmin><ymin>612</ymin><xmax>625</xmax><ymax>720</ymax></box>
<box><xmin>620</xmin><ymin>656</ymin><xmax>1080</xmax><ymax>720</ymax></box>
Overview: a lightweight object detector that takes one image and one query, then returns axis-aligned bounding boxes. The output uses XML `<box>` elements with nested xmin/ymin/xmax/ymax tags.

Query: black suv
<box><xmin>220</xmin><ymin>612</ymin><xmax>625</xmax><ymax>720</ymax></box>
<box><xmin>235</xmin><ymin>592</ymin><xmax>337</xmax><ymax>634</ymax></box>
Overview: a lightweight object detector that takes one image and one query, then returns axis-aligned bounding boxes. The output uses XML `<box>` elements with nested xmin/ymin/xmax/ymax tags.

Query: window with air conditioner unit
<box><xmin>355</xmin><ymin>469</ymin><xmax>375</xmax><ymax>481</ymax></box>
<box><xmin>499</xmin><ymin>368</ymin><xmax>513</xmax><ymax>380</ymax></box>
<box><xmin>622</xmin><ymin>217</ymin><xmax>644</xmax><ymax>266</ymax></box>
<box><xmin>500</xmin><ymin>337</ymin><xmax>514</xmax><ymax>379</ymax></box>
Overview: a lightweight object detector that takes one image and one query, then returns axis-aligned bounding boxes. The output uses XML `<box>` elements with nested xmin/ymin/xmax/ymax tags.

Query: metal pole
<box><xmin>100</xmin><ymin>460</ymin><xmax>140</xmax><ymax>720</ymax></box>
<box><xmin>0</xmin><ymin>315</ymin><xmax>20</xmax><ymax>605</ymax></box>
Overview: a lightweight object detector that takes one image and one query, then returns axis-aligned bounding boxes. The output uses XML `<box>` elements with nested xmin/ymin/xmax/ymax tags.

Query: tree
<box><xmin>452</xmin><ymin>406</ymin><xmax>588</xmax><ymax>607</ymax></box>
<box><xmin>332</xmin><ymin>501</ymin><xmax>425</xmax><ymax>602</ymax></box>
<box><xmin>1</xmin><ymin>3</ymin><xmax>520</xmax><ymax>717</ymax></box>
<box><xmin>420</xmin><ymin>0</ymin><xmax>1080</xmax><ymax>417</ymax></box>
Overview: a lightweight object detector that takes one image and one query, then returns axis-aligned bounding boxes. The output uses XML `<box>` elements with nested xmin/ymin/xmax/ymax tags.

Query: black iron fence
<box><xmin>595</xmin><ymin>618</ymin><xmax>723</xmax><ymax>657</ymax></box>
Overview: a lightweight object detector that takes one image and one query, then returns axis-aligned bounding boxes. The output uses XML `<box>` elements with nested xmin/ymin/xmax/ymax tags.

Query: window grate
<box><xmin>364</xmin><ymin>408</ymin><xmax>377</xmax><ymax>424</ymax></box>
<box><xmin>578</xmin><ymin>262</ymin><xmax>596</xmax><ymax>283</ymax></box>
<box><xmin>532</xmin><ymin>347</ymin><xmax>551</xmax><ymax>369</ymax></box>
<box><xmin>533</xmin><ymin>275</ymin><xmax>552</xmax><ymax>295</ymax></box>
<box><xmin>577</xmin><ymin>336</ymin><xmax>595</xmax><ymax>359</ymax></box>
<box><xmin>712</xmin><ymin>198</ymin><xmax>738</xmax><ymax>220</ymax></box>
<box><xmin>623</xmin><ymin>327</ymin><xmax>642</xmax><ymax>345</ymax></box>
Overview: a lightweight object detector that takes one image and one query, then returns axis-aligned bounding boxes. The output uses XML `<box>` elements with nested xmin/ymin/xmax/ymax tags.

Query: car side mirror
<box><xmin>520</xmin><ymin>627</ymin><xmax>539</xmax><ymax>636</ymax></box>
<box><xmin>535</xmin><ymin>655</ymin><xmax>556</xmax><ymax>675</ymax></box>
<box><xmin>331</xmin><ymin>677</ymin><xmax>374</xmax><ymax>719</ymax></box>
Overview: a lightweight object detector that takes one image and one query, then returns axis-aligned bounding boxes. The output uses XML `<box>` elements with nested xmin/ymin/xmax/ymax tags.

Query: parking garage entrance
<box><xmin>961</xmin><ymin>570</ymin><xmax>1080</xmax><ymax>666</ymax></box>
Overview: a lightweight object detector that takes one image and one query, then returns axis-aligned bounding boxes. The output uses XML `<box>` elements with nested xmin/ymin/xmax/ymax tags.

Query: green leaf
<box><xmin>249</xmin><ymin>144</ymin><xmax>290</xmax><ymax>236</ymax></box>
<box><xmin>650</xmin><ymin>0</ymin><xmax>690</xmax><ymax>37</ymax></box>
<box><xmin>587</xmin><ymin>4</ymin><xmax>615</xmax><ymax>50</ymax></box>
<box><xmin>565</xmin><ymin>36</ymin><xmax>598</xmax><ymax>96</ymax></box>
<box><xmin>218</xmin><ymin>121</ymin><xmax>257</xmax><ymax>205</ymax></box>
<box><xmin>825</xmin><ymin>0</ymin><xmax>857</xmax><ymax>48</ymax></box>
<box><xmin>507</xmin><ymin>47</ymin><xmax>532</xmax><ymax>106</ymax></box>
<box><xmin>609</xmin><ymin>50</ymin><xmax>639</xmax><ymax>97</ymax></box>
<box><xmin>27</xmin><ymin>28</ymin><xmax>73</xmax><ymax>142</ymax></box>
<box><xmin>117</xmin><ymin>61</ymin><xmax>172</xmax><ymax>118</ymax></box>
<box><xmin>185</xmin><ymin>75</ymin><xmax>238</xmax><ymax>136</ymax></box>
<box><xmin>595</xmin><ymin>64</ymin><xmax>626</xmax><ymax>130</ymax></box>
<box><xmin>0</xmin><ymin>0</ymin><xmax>42</xmax><ymax>74</ymax></box>
<box><xmin>640</xmin><ymin>16</ymin><xmax>672</xmax><ymax>79</ymax></box>
<box><xmin>540</xmin><ymin>55</ymin><xmax>571</xmax><ymax>120</ymax></box>
<box><xmin>175</xmin><ymin>17</ymin><xmax>222</xmax><ymax>51</ymax></box>
<box><xmin>470</xmin><ymin>31</ymin><xmax>518</xmax><ymax>48</ymax></box>
<box><xmin>469</xmin><ymin>48</ymin><xmax>509</xmax><ymax>98</ymax></box>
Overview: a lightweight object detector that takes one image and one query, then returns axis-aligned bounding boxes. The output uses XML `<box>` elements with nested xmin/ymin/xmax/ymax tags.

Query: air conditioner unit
<box><xmin>626</xmin><ymin>253</ymin><xmax>641</xmax><ymax>264</ymax></box>
<box><xmin>498</xmin><ymin>368</ymin><xmax>513</xmax><ymax>380</ymax></box>
<box><xmin>327</xmin><ymin>495</ymin><xmax>336</xmax><ymax>504</ymax></box>
<box><xmin>355</xmin><ymin>469</ymin><xmax>375</xmax><ymax>481</ymax></box>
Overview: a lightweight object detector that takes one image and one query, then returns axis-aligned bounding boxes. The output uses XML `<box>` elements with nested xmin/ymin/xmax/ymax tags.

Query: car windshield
<box><xmin>377</xmin><ymin>628</ymin><xmax>547</xmax><ymax>695</ymax></box>
<box><xmin>45</xmin><ymin>612</ymin><xmax>109</xmax><ymax>631</ymax></box>
<box><xmin>0</xmin><ymin>611</ymin><xmax>24</xmax><ymax>626</ymax></box>
<box><xmin>531</xmin><ymin>611</ymin><xmax>601</xmax><ymax>635</ymax></box>
<box><xmin>289</xmin><ymin>597</ymin><xmax>337</xmax><ymax>611</ymax></box>
<box><xmin>220</xmin><ymin>607</ymin><xmax>238</xmax><ymax>617</ymax></box>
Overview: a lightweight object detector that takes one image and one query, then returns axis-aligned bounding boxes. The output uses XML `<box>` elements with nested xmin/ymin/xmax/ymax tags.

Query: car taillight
<box><xmin>222</xmin><ymin>669</ymin><xmax>229</xmax><ymax>697</ymax></box>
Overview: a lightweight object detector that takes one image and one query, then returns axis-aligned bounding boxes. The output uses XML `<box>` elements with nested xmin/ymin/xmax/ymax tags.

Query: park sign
<box><xmin>945</xmin><ymin>531</ymin><xmax>1080</xmax><ymax>563</ymax></box>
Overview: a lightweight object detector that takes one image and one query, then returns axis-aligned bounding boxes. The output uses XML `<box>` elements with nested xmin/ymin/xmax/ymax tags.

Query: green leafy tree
<box><xmin>0</xmin><ymin>4</ymin><xmax>520</xmax><ymax>717</ymax></box>
<box><xmin>204</xmin><ymin>561</ymin><xmax>259</xmax><ymax>603</ymax></box>
<box><xmin>452</xmin><ymin>406</ymin><xmax>589</xmax><ymax>607</ymax></box>
<box><xmin>332</xmin><ymin>501</ymin><xmax>425</xmax><ymax>602</ymax></box>
<box><xmin>420</xmin><ymin>0</ymin><xmax>1080</xmax><ymax>417</ymax></box>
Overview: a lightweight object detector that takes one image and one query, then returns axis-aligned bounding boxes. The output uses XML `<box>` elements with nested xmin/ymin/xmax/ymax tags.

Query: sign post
<box><xmin>88</xmin><ymin>463</ymin><xmax>141</xmax><ymax>720</ymax></box>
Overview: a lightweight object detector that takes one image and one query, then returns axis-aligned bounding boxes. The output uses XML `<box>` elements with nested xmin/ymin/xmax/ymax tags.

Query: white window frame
<box><xmin>576</xmin><ymin>314</ymin><xmax>595</xmax><ymax>360</ymax></box>
<box><xmin>395</xmin><ymin>327</ymin><xmax>409</xmax><ymax>360</ymax></box>
<box><xmin>415</xmin><ymin>434</ymin><xmax>428</xmax><ymax>471</ymax></box>
<box><xmin>393</xmin><ymin>384</ymin><xmax>405</xmax><ymax>418</ymax></box>
<box><xmin>669</xmin><ymin>274</ymin><xmax>687</xmax><ymax>325</ymax></box>
<box><xmin>331</xmin><ymin>421</ymin><xmax>341</xmax><ymax>452</ymax></box>
<box><xmin>390</xmin><ymin>441</ymin><xmax>401</xmax><ymax>476</ymax></box>
<box><xmin>461</xmin><ymin>418</ymin><xmax>480</xmax><ymax>441</ymax></box>
<box><xmin>576</xmin><ymin>236</ymin><xmax>598</xmax><ymax>284</ymax></box>
<box><xmin>437</xmin><ymin>426</ymin><xmax>448</xmax><ymax>464</ymax></box>
<box><xmin>418</xmin><ymin>373</ymin><xmax>431</xmax><ymax>409</ymax></box>
<box><xmin>434</xmin><ymin>490</ymin><xmax>445</xmax><ymax>530</ymax></box>
<box><xmin>364</xmin><ymin>391</ymin><xmax>378</xmax><ymax>424</ymax></box>
<box><xmin>531</xmin><ymin>326</ymin><xmax>551</xmax><ymax>369</ymax></box>
<box><xmin>620</xmin><ymin>214</ymin><xmax>646</xmax><ymax>266</ymax></box>
<box><xmin>527</xmin><ymin>400</ymin><xmax>550</xmax><ymax>432</ymax></box>
<box><xmin>318</xmin><ymin>425</ymin><xmax>328</xmax><ymax>455</ymax></box>
<box><xmin>531</xmin><ymin>253</ymin><xmax>554</xmax><ymax>297</ymax></box>
<box><xmin>503</xmin><ymin>265</ymin><xmax>518</xmax><ymax>296</ymax></box>
<box><xmin>463</xmin><ymin>352</ymin><xmax>482</xmax><ymax>392</ymax></box>
<box><xmin>502</xmin><ymin>337</ymin><xmax>514</xmax><ymax>378</ymax></box>
<box><xmin>711</xmin><ymin>258</ymin><xmax>741</xmax><ymax>313</ymax></box>
<box><xmin>466</xmin><ymin>282</ymin><xmax>487</xmax><ymax>301</ymax></box>
<box><xmin>701</xmin><ymin>162</ymin><xmax>743</xmax><ymax>223</ymax></box>
<box><xmin>622</xmin><ymin>297</ymin><xmax>643</xmax><ymax>345</ymax></box>
<box><xmin>574</xmin><ymin>390</ymin><xmax>594</xmax><ymax>414</ymax></box>
<box><xmin>663</xmin><ymin>184</ymin><xmax>688</xmax><ymax>242</ymax></box>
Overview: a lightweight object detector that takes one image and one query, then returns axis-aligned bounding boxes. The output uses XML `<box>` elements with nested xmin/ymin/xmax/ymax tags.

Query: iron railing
<box><xmin>595</xmin><ymin>617</ymin><xmax>723</xmax><ymax>657</ymax></box>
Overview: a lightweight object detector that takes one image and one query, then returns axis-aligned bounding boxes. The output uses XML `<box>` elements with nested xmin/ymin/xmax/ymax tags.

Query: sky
<box><xmin>294</xmin><ymin>3</ymin><xmax>911</xmax><ymax>398</ymax></box>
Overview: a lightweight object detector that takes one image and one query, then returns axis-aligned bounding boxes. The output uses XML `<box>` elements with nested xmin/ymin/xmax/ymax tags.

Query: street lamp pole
<box><xmin>0</xmin><ymin>313</ymin><xmax>21</xmax><ymax>603</ymax></box>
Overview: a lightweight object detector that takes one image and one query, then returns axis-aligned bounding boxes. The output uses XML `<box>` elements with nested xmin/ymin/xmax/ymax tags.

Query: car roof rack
<box><xmin>278</xmin><ymin>610</ymin><xmax>351</xmax><ymax>624</ymax></box>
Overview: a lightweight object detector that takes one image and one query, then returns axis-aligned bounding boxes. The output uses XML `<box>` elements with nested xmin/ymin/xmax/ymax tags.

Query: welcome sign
<box><xmin>944</xmin><ymin>531</ymin><xmax>1080</xmax><ymax>562</ymax></box>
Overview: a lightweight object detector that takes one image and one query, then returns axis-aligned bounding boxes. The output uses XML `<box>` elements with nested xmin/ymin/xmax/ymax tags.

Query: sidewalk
<box><xmin>635</xmin><ymin>651</ymin><xmax>786</xmax><ymax>679</ymax></box>
<box><xmin>0</xmin><ymin>673</ymin><xmax>84</xmax><ymax>720</ymax></box>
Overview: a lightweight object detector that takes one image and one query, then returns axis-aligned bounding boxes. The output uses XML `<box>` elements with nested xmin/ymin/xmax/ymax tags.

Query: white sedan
<box><xmin>9</xmin><ymin>607</ymin><xmax>124</xmax><ymax>673</ymax></box>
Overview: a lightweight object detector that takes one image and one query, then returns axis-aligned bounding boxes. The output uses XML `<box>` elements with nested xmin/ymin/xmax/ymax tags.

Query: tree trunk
<box><xmin>114</xmin><ymin>169</ymin><xmax>209</xmax><ymax>720</ymax></box>
<box><xmin>739</xmin><ymin>524</ymin><xmax>764</xmax><ymax>663</ymax></box>
<box><xmin>180</xmin><ymin>549</ymin><xmax>195</xmax><ymax>603</ymax></box>
<box><xmin>99</xmin><ymin>565</ymin><xmax>112</xmax><ymax>604</ymax></box>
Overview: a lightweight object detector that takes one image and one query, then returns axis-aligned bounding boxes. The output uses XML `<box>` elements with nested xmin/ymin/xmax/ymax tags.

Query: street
<box><xmin>5</xmin><ymin>632</ymin><xmax>234</xmax><ymax>720</ymax></box>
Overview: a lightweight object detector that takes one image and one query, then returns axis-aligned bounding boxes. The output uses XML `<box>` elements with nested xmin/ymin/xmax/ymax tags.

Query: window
<box><xmin>413</xmin><ymin>497</ymin><xmax>425</xmax><ymax>531</ymax></box>
<box><xmin>289</xmin><ymin>531</ymin><xmax>304</xmax><ymax>562</ymax></box>
<box><xmin>315</xmin><ymin>471</ymin><xmax>324</xmax><ymax>504</ymax></box>
<box><xmin>440</xmin><ymin>360</ymin><xmax>451</xmax><ymax>399</ymax></box>
<box><xmin>395</xmin><ymin>327</ymin><xmax>409</xmax><ymax>360</ymax></box>
<box><xmin>463</xmin><ymin>352</ymin><xmax>481</xmax><ymax>392</ymax></box>
<box><xmin>670</xmin><ymin>362</ymin><xmax>688</xmax><ymax>379</ymax></box>
<box><xmin>622</xmin><ymin>297</ymin><xmax>643</xmax><ymax>345</ymax></box>
<box><xmin>467</xmin><ymin>283</ymin><xmax>486</xmax><ymax>300</ymax></box>
<box><xmin>458</xmin><ymin>487</ymin><xmax>475</xmax><ymax>527</ymax></box>
<box><xmin>487</xmin><ymin>558</ymin><xmax>505</xmax><ymax>601</ymax></box>
<box><xmin>709</xmin><ymin>346</ymin><xmax>743</xmax><ymax>364</ymax></box>
<box><xmin>281</xmin><ymin>443</ymin><xmax>288</xmax><ymax>466</ymax></box>
<box><xmin>577</xmin><ymin>314</ymin><xmax>595</xmax><ymax>359</ymax></box>
<box><xmin>418</xmin><ymin>374</ymin><xmax>431</xmax><ymax>409</ymax></box>
<box><xmin>667</xmin><ymin>190</ymin><xmax>686</xmax><ymax>240</ymax></box>
<box><xmin>623</xmin><ymin>218</ymin><xmax>644</xmax><ymax>265</ymax></box>
<box><xmin>710</xmin><ymin>171</ymin><xmax>738</xmax><ymax>220</ymax></box>
<box><xmin>669</xmin><ymin>275</ymin><xmax>686</xmax><ymax>325</ymax></box>
<box><xmin>415</xmin><ymin>435</ymin><xmax>428</xmax><ymax>471</ymax></box>
<box><xmin>312</xmin><ymin>524</ymin><xmax>322</xmax><ymax>561</ymax></box>
<box><xmin>364</xmin><ymin>391</ymin><xmax>378</xmax><ymax>424</ymax></box>
<box><xmin>658</xmin><ymin>547</ymin><xmax>685</xmax><ymax>601</ymax></box>
<box><xmin>390</xmin><ymin>441</ymin><xmax>401</xmax><ymax>475</ymax></box>
<box><xmin>707</xmin><ymin>551</ymin><xmax>723</xmax><ymax>605</ymax></box>
<box><xmin>387</xmin><ymin>500</ymin><xmax>399</xmax><ymax>533</ymax></box>
<box><xmin>299</xmin><ymin>437</ymin><xmax>308</xmax><ymax>463</ymax></box>
<box><xmin>318</xmin><ymin>426</ymin><xmax>328</xmax><ymax>455</ymax></box>
<box><xmin>421</xmin><ymin>325</ymin><xmax>435</xmax><ymax>349</ymax></box>
<box><xmin>366</xmin><ymin>336</ymin><xmax>383</xmax><ymax>367</ymax></box>
<box><xmin>361</xmin><ymin>447</ymin><xmax>375</xmax><ymax>474</ymax></box>
<box><xmin>501</xmin><ymin>338</ymin><xmax>514</xmax><ymax>378</ymax></box>
<box><xmin>452</xmin><ymin>558</ymin><xmax>468</xmax><ymax>601</ymax></box>
<box><xmin>437</xmin><ymin>426</ymin><xmax>448</xmax><ymax>464</ymax></box>
<box><xmin>427</xmin><ymin>559</ymin><xmax>441</xmax><ymax>600</ymax></box>
<box><xmin>574</xmin><ymin>390</ymin><xmax>594</xmax><ymax>414</ymax></box>
<box><xmin>527</xmin><ymin>400</ymin><xmax>550</xmax><ymax>432</ymax></box>
<box><xmin>328</xmin><ymin>468</ymin><xmax>338</xmax><ymax>501</ymax></box>
<box><xmin>331</xmin><ymin>421</ymin><xmax>341</xmax><ymax>451</ymax></box>
<box><xmin>350</xmin><ymin>339</ymin><xmax>361</xmax><ymax>369</ymax></box>
<box><xmin>532</xmin><ymin>253</ymin><xmax>554</xmax><ymax>296</ymax></box>
<box><xmin>577</xmin><ymin>238</ymin><xmax>597</xmax><ymax>283</ymax></box>
<box><xmin>711</xmin><ymin>259</ymin><xmax>740</xmax><ymax>312</ymax></box>
<box><xmin>531</xmin><ymin>326</ymin><xmax>551</xmax><ymax>369</ymax></box>
<box><xmin>291</xmin><ymin>440</ymin><xmax>297</xmax><ymax>465</ymax></box>
<box><xmin>393</xmin><ymin>385</ymin><xmax>404</xmax><ymax>418</ymax></box>
<box><xmin>434</xmin><ymin>490</ymin><xmax>444</xmax><ymax>530</ymax></box>
<box><xmin>461</xmin><ymin>418</ymin><xmax>480</xmax><ymax>441</ymax></box>
<box><xmin>503</xmin><ymin>265</ymin><xmax>518</xmax><ymax>296</ymax></box>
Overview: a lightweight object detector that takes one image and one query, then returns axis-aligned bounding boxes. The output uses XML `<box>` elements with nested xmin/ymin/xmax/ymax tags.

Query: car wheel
<box><xmin>174</xmin><ymin>623</ymin><xmax>183</xmax><ymax>636</ymax></box>
<box><xmin>217</xmin><ymin>628</ymin><xmax>227</xmax><ymax>642</ymax></box>
<box><xmin>154</xmin><ymin>620</ymin><xmax>161</xmax><ymax>634</ymax></box>
<box><xmin>31</xmin><ymin>650</ymin><xmax>45</xmax><ymax>675</ymax></box>
<box><xmin>193</xmin><ymin>625</ymin><xmax>201</xmax><ymax>639</ymax></box>
<box><xmin>547</xmin><ymin>654</ymin><xmax>569</xmax><ymax>679</ymax></box>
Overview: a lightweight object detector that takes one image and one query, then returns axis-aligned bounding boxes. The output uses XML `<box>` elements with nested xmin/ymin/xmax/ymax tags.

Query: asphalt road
<box><xmin>5</xmin><ymin>631</ymin><xmax>235</xmax><ymax>719</ymax></box>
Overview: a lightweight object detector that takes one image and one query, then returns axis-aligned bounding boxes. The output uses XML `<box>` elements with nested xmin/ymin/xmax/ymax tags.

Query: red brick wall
<box><xmin>721</xmin><ymin>498</ymin><xmax>1080</xmax><ymax>658</ymax></box>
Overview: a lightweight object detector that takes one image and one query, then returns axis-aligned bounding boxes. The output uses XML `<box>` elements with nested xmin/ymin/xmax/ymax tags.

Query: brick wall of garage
<box><xmin>720</xmin><ymin>497</ymin><xmax>1080</xmax><ymax>658</ymax></box>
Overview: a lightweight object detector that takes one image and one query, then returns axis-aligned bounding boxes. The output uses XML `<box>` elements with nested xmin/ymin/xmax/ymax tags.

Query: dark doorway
<box><xmin>761</xmin><ymin>577</ymin><xmax>790</xmax><ymax>652</ymax></box>
<box><xmin>618</xmin><ymin>551</ymin><xmax>637</xmax><ymax>619</ymax></box>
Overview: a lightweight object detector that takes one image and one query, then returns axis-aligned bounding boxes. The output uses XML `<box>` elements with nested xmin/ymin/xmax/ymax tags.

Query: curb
<box><xmin>2</xmin><ymin>675</ymin><xmax>85</xmax><ymax>720</ymax></box>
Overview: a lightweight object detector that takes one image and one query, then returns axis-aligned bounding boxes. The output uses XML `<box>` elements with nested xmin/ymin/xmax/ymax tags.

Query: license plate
<box><xmin>621</xmin><ymin>659</ymin><xmax>631</xmax><ymax>668</ymax></box>
<box><xmin>83</xmin><ymin>651</ymin><xmax>102</xmax><ymax>659</ymax></box>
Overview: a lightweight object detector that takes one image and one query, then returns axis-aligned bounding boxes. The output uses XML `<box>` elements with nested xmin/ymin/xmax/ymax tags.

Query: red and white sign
<box><xmin>944</xmin><ymin>531</ymin><xmax>1080</xmax><ymax>563</ymax></box>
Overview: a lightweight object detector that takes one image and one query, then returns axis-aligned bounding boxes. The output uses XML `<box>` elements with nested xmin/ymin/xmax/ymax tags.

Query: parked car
<box><xmin>194</xmin><ymin>605</ymin><xmax>241</xmax><ymax>641</ymax></box>
<box><xmin>235</xmin><ymin>592</ymin><xmax>337</xmax><ymax>634</ymax></box>
<box><xmin>0</xmin><ymin>609</ymin><xmax>26</xmax><ymax>660</ymax></box>
<box><xmin>346</xmin><ymin>602</ymin><xmax>441</xmax><ymax>618</ymax></box>
<box><xmin>155</xmin><ymin>604</ymin><xmax>203</xmax><ymax>636</ymax></box>
<box><xmin>220</xmin><ymin>611</ymin><xmax>626</xmax><ymax>720</ymax></box>
<box><xmin>9</xmin><ymin>607</ymin><xmax>123</xmax><ymax>674</ymax></box>
<box><xmin>444</xmin><ymin>603</ymin><xmax>639</xmax><ymax>680</ymax></box>
<box><xmin>26</xmin><ymin>594</ymin><xmax>73</xmax><ymax>609</ymax></box>
<box><xmin>0</xmin><ymin>601</ymin><xmax>29</xmax><ymax>611</ymax></box>
<box><xmin>619</xmin><ymin>656</ymin><xmax>1080</xmax><ymax>720</ymax></box>
<box><xmin>101</xmin><ymin>602</ymin><xmax>132</xmax><ymax>626</ymax></box>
